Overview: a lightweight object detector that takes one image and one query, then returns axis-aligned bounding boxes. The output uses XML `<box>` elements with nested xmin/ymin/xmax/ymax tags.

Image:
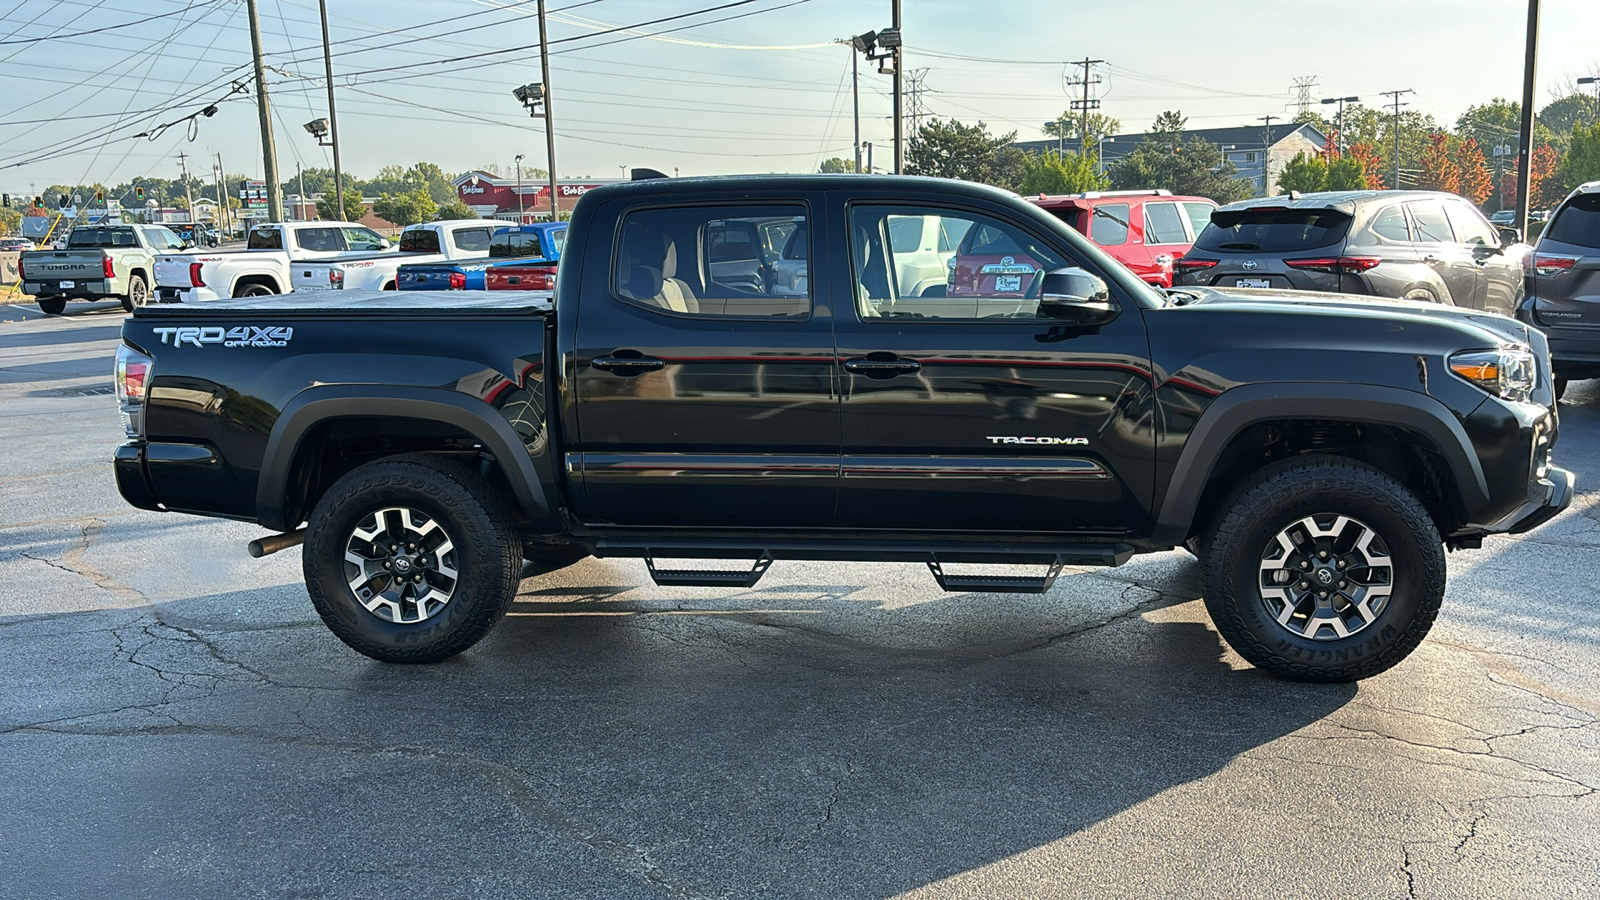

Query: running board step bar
<box><xmin>926</xmin><ymin>558</ymin><xmax>1064</xmax><ymax>594</ymax></box>
<box><xmin>644</xmin><ymin>553</ymin><xmax>774</xmax><ymax>588</ymax></box>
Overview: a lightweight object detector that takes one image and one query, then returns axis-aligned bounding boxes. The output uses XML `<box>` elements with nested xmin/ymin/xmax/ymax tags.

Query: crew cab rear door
<box><xmin>569</xmin><ymin>193</ymin><xmax>839</xmax><ymax>527</ymax></box>
<box><xmin>830</xmin><ymin>196</ymin><xmax>1155</xmax><ymax>533</ymax></box>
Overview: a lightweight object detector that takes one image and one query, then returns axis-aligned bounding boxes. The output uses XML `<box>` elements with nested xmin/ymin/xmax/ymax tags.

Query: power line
<box><xmin>1291</xmin><ymin>76</ymin><xmax>1318</xmax><ymax>117</ymax></box>
<box><xmin>0</xmin><ymin>0</ymin><xmax>225</xmax><ymax>46</ymax></box>
<box><xmin>1380</xmin><ymin>88</ymin><xmax>1414</xmax><ymax>189</ymax></box>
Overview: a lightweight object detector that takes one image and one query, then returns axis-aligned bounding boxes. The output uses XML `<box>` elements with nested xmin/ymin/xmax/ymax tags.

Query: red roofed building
<box><xmin>452</xmin><ymin>170</ymin><xmax>622</xmax><ymax>223</ymax></box>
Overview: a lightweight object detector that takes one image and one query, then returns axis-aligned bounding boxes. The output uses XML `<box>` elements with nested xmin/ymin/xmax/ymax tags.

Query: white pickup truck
<box><xmin>289</xmin><ymin>220</ymin><xmax>500</xmax><ymax>294</ymax></box>
<box><xmin>153</xmin><ymin>220</ymin><xmax>393</xmax><ymax>302</ymax></box>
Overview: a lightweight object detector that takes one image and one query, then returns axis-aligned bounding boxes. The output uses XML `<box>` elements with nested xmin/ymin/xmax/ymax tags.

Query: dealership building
<box><xmin>452</xmin><ymin>171</ymin><xmax>623</xmax><ymax>222</ymax></box>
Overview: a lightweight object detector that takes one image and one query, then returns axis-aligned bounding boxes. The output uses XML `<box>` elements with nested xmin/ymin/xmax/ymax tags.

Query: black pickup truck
<box><xmin>111</xmin><ymin>175</ymin><xmax>1573</xmax><ymax>682</ymax></box>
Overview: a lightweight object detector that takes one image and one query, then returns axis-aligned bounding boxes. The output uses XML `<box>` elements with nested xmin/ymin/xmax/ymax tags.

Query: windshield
<box><xmin>1194</xmin><ymin>207</ymin><xmax>1352</xmax><ymax>253</ymax></box>
<box><xmin>66</xmin><ymin>227</ymin><xmax>137</xmax><ymax>248</ymax></box>
<box><xmin>1545</xmin><ymin>193</ymin><xmax>1600</xmax><ymax>250</ymax></box>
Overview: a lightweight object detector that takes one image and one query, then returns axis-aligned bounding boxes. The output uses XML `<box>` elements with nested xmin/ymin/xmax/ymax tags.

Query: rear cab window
<box><xmin>399</xmin><ymin>229</ymin><xmax>440</xmax><ymax>253</ymax></box>
<box><xmin>613</xmin><ymin>204</ymin><xmax>809</xmax><ymax>318</ymax></box>
<box><xmin>294</xmin><ymin>227</ymin><xmax>346</xmax><ymax>253</ymax></box>
<box><xmin>247</xmin><ymin>227</ymin><xmax>283</xmax><ymax>250</ymax></box>
<box><xmin>450</xmin><ymin>227</ymin><xmax>494</xmax><ymax>252</ymax></box>
<box><xmin>1194</xmin><ymin>206</ymin><xmax>1352</xmax><ymax>253</ymax></box>
<box><xmin>1543</xmin><ymin>192</ymin><xmax>1600</xmax><ymax>250</ymax></box>
<box><xmin>67</xmin><ymin>227</ymin><xmax>137</xmax><ymax>248</ymax></box>
<box><xmin>491</xmin><ymin>230</ymin><xmax>545</xmax><ymax>260</ymax></box>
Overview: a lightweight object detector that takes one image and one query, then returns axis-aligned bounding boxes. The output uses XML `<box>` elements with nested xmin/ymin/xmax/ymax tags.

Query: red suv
<box><xmin>1030</xmin><ymin>190</ymin><xmax>1217</xmax><ymax>288</ymax></box>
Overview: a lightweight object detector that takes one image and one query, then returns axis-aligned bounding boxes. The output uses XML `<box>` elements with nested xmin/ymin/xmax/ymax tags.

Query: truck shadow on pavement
<box><xmin>0</xmin><ymin>563</ymin><xmax>1358</xmax><ymax>899</ymax></box>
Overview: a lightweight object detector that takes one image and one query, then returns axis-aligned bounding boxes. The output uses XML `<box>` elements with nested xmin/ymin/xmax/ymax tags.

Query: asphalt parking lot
<box><xmin>2</xmin><ymin>300</ymin><xmax>1597</xmax><ymax>899</ymax></box>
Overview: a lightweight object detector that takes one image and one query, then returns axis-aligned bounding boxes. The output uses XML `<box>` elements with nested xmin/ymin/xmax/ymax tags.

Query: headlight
<box><xmin>1449</xmin><ymin>347</ymin><xmax>1536</xmax><ymax>404</ymax></box>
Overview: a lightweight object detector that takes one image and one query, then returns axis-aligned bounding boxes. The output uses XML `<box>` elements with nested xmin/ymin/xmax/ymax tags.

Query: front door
<box><xmin>1408</xmin><ymin>199</ymin><xmax>1483</xmax><ymax>309</ymax></box>
<box><xmin>1443</xmin><ymin>198</ymin><xmax>1523</xmax><ymax>316</ymax></box>
<box><xmin>571</xmin><ymin>199</ymin><xmax>839</xmax><ymax>527</ymax></box>
<box><xmin>831</xmin><ymin>201</ymin><xmax>1156</xmax><ymax>534</ymax></box>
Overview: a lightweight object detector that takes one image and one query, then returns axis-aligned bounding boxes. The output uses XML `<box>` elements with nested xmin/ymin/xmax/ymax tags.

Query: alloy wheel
<box><xmin>342</xmin><ymin>506</ymin><xmax>459</xmax><ymax>624</ymax></box>
<box><xmin>1257</xmin><ymin>514</ymin><xmax>1394</xmax><ymax>640</ymax></box>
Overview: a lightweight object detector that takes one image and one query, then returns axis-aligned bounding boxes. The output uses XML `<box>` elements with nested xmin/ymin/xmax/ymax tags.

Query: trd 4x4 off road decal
<box><xmin>151</xmin><ymin>326</ymin><xmax>293</xmax><ymax>348</ymax></box>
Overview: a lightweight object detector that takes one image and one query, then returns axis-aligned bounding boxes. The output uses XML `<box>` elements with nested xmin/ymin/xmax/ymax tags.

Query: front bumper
<box><xmin>1491</xmin><ymin>463</ymin><xmax>1574</xmax><ymax>535</ymax></box>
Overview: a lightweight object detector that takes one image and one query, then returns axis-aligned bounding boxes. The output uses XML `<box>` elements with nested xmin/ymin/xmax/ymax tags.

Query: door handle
<box><xmin>1422</xmin><ymin>255</ymin><xmax>1441</xmax><ymax>265</ymax></box>
<box><xmin>592</xmin><ymin>353</ymin><xmax>665</xmax><ymax>375</ymax></box>
<box><xmin>844</xmin><ymin>355</ymin><xmax>921</xmax><ymax>378</ymax></box>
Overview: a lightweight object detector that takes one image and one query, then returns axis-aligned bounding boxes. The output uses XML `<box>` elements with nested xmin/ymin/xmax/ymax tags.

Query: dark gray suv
<box><xmin>1517</xmin><ymin>180</ymin><xmax>1600</xmax><ymax>398</ymax></box>
<box><xmin>1174</xmin><ymin>190</ymin><xmax>1528</xmax><ymax>315</ymax></box>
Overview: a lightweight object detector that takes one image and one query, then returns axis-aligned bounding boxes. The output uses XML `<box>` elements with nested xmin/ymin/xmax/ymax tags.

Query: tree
<box><xmin>1530</xmin><ymin>143</ymin><xmax>1561</xmax><ymax>207</ymax></box>
<box><xmin>1325</xmin><ymin>156</ymin><xmax>1368</xmax><ymax>191</ymax></box>
<box><xmin>1347</xmin><ymin>142</ymin><xmax>1387</xmax><ymax>189</ymax></box>
<box><xmin>1317</xmin><ymin>130</ymin><xmax>1342</xmax><ymax>163</ymax></box>
<box><xmin>317</xmin><ymin>193</ymin><xmax>367</xmax><ymax>223</ymax></box>
<box><xmin>818</xmin><ymin>157</ymin><xmax>857</xmax><ymax>174</ymax></box>
<box><xmin>1455</xmin><ymin>137</ymin><xmax>1493</xmax><ymax>206</ymax></box>
<box><xmin>0</xmin><ymin>206</ymin><xmax>20</xmax><ymax>235</ymax></box>
<box><xmin>1560</xmin><ymin>122</ymin><xmax>1600</xmax><ymax>193</ymax></box>
<box><xmin>1416</xmin><ymin>133</ymin><xmax>1460</xmax><ymax>193</ymax></box>
<box><xmin>1042</xmin><ymin>111</ymin><xmax>1120</xmax><ymax>145</ymax></box>
<box><xmin>1016</xmin><ymin>151</ymin><xmax>1109</xmax><ymax>194</ymax></box>
<box><xmin>1275</xmin><ymin>152</ymin><xmax>1327</xmax><ymax>193</ymax></box>
<box><xmin>1539</xmin><ymin>92</ymin><xmax>1600</xmax><ymax>138</ymax></box>
<box><xmin>905</xmin><ymin>119</ymin><xmax>1022</xmax><ymax>188</ymax></box>
<box><xmin>372</xmin><ymin>189</ymin><xmax>436</xmax><ymax>227</ymax></box>
<box><xmin>435</xmin><ymin>197</ymin><xmax>477</xmax><ymax>220</ymax></box>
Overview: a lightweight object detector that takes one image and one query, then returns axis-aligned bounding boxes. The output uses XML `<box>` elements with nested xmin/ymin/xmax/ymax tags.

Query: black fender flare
<box><xmin>1151</xmin><ymin>382</ymin><xmax>1490</xmax><ymax>545</ymax></box>
<box><xmin>257</xmin><ymin>384</ymin><xmax>550</xmax><ymax>531</ymax></box>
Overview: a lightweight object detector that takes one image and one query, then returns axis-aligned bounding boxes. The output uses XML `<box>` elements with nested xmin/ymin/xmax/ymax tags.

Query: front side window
<box><xmin>294</xmin><ymin>227</ymin><xmax>345</xmax><ymax>252</ymax></box>
<box><xmin>1407</xmin><ymin>202</ymin><xmax>1455</xmax><ymax>244</ymax></box>
<box><xmin>1143</xmin><ymin>202</ymin><xmax>1188</xmax><ymax>244</ymax></box>
<box><xmin>1091</xmin><ymin>203</ymin><xmax>1131</xmax><ymax>246</ymax></box>
<box><xmin>1443</xmin><ymin>201</ymin><xmax>1497</xmax><ymax>246</ymax></box>
<box><xmin>613</xmin><ymin>205</ymin><xmax>809</xmax><ymax>318</ymax></box>
<box><xmin>451</xmin><ymin>227</ymin><xmax>493</xmax><ymax>252</ymax></box>
<box><xmin>849</xmin><ymin>205</ymin><xmax>1073</xmax><ymax>320</ymax></box>
<box><xmin>1181</xmin><ymin>202</ymin><xmax>1214</xmax><ymax>240</ymax></box>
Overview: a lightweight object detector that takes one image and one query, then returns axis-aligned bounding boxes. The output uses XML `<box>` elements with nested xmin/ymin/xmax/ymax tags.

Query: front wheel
<box><xmin>1201</xmin><ymin>456</ymin><xmax>1446</xmax><ymax>682</ymax></box>
<box><xmin>1554</xmin><ymin>376</ymin><xmax>1569</xmax><ymax>401</ymax></box>
<box><xmin>120</xmin><ymin>274</ymin><xmax>148</xmax><ymax>312</ymax></box>
<box><xmin>303</xmin><ymin>454</ymin><xmax>523</xmax><ymax>663</ymax></box>
<box><xmin>37</xmin><ymin>297</ymin><xmax>66</xmax><ymax>315</ymax></box>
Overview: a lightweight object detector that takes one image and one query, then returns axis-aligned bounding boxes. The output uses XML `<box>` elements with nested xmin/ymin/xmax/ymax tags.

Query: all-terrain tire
<box><xmin>37</xmin><ymin>297</ymin><xmax>66</xmax><ymax>315</ymax></box>
<box><xmin>120</xmin><ymin>274</ymin><xmax>148</xmax><ymax>313</ymax></box>
<box><xmin>1554</xmin><ymin>376</ymin><xmax>1569</xmax><ymax>401</ymax></box>
<box><xmin>1201</xmin><ymin>456</ymin><xmax>1446</xmax><ymax>683</ymax></box>
<box><xmin>303</xmin><ymin>454</ymin><xmax>523</xmax><ymax>663</ymax></box>
<box><xmin>233</xmin><ymin>281</ymin><xmax>275</xmax><ymax>298</ymax></box>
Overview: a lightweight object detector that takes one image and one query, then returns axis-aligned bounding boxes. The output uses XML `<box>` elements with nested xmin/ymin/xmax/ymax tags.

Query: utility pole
<box><xmin>515</xmin><ymin>154</ymin><xmax>525</xmax><ymax>221</ymax></box>
<box><xmin>837</xmin><ymin>38</ymin><xmax>861</xmax><ymax>172</ymax></box>
<box><xmin>177</xmin><ymin>152</ymin><xmax>194</xmax><ymax>226</ymax></box>
<box><xmin>865</xmin><ymin>141</ymin><xmax>873</xmax><ymax>175</ymax></box>
<box><xmin>1320</xmin><ymin>95</ymin><xmax>1359</xmax><ymax>153</ymax></box>
<box><xmin>212</xmin><ymin>159</ymin><xmax>228</xmax><ymax>236</ymax></box>
<box><xmin>1257</xmin><ymin>115</ymin><xmax>1278</xmax><ymax>194</ymax></box>
<box><xmin>537</xmin><ymin>0</ymin><xmax>559</xmax><ymax>221</ymax></box>
<box><xmin>1291</xmin><ymin>76</ymin><xmax>1319</xmax><ymax>118</ymax></box>
<box><xmin>317</xmin><ymin>0</ymin><xmax>346</xmax><ymax>222</ymax></box>
<box><xmin>1380</xmin><ymin>89</ymin><xmax>1414</xmax><ymax>189</ymax></box>
<box><xmin>296</xmin><ymin>161</ymin><xmax>305</xmax><ymax>222</ymax></box>
<box><xmin>215</xmin><ymin>153</ymin><xmax>230</xmax><ymax>235</ymax></box>
<box><xmin>245</xmin><ymin>0</ymin><xmax>283</xmax><ymax>223</ymax></box>
<box><xmin>1067</xmin><ymin>58</ymin><xmax>1105</xmax><ymax>154</ymax></box>
<box><xmin>1515</xmin><ymin>0</ymin><xmax>1540</xmax><ymax>233</ymax></box>
<box><xmin>891</xmin><ymin>0</ymin><xmax>903</xmax><ymax>174</ymax></box>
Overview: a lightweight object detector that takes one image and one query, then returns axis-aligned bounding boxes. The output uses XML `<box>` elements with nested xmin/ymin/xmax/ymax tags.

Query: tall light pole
<box><xmin>1514</xmin><ymin>0</ymin><xmax>1540</xmax><ymax>232</ymax></box>
<box><xmin>891</xmin><ymin>0</ymin><xmax>903</xmax><ymax>174</ymax></box>
<box><xmin>1578</xmin><ymin>76</ymin><xmax>1598</xmax><ymax>126</ymax></box>
<box><xmin>537</xmin><ymin>0</ymin><xmax>559</xmax><ymax>220</ymax></box>
<box><xmin>514</xmin><ymin>154</ymin><xmax>525</xmax><ymax>222</ymax></box>
<box><xmin>245</xmin><ymin>0</ymin><xmax>283</xmax><ymax>223</ymax></box>
<box><xmin>1044</xmin><ymin>119</ymin><xmax>1065</xmax><ymax>158</ymax></box>
<box><xmin>316</xmin><ymin>0</ymin><xmax>346</xmax><ymax>223</ymax></box>
<box><xmin>1320</xmin><ymin>96</ymin><xmax>1359</xmax><ymax>153</ymax></box>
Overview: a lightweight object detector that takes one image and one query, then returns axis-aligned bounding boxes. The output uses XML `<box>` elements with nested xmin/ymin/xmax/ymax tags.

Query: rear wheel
<box><xmin>233</xmin><ymin>281</ymin><xmax>276</xmax><ymax>298</ymax></box>
<box><xmin>120</xmin><ymin>275</ymin><xmax>148</xmax><ymax>312</ymax></box>
<box><xmin>1201</xmin><ymin>456</ymin><xmax>1445</xmax><ymax>682</ymax></box>
<box><xmin>37</xmin><ymin>297</ymin><xmax>66</xmax><ymax>315</ymax></box>
<box><xmin>303</xmin><ymin>454</ymin><xmax>523</xmax><ymax>663</ymax></box>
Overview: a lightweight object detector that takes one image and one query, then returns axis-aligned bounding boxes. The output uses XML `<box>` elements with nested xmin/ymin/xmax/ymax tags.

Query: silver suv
<box><xmin>1174</xmin><ymin>190</ymin><xmax>1528</xmax><ymax>315</ymax></box>
<box><xmin>1517</xmin><ymin>180</ymin><xmax>1600</xmax><ymax>399</ymax></box>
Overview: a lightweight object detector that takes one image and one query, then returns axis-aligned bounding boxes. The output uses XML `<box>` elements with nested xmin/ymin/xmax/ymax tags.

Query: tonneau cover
<box><xmin>133</xmin><ymin>289</ymin><xmax>553</xmax><ymax>316</ymax></box>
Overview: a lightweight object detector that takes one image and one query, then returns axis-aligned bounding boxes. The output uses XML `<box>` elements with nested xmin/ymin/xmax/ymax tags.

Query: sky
<box><xmin>0</xmin><ymin>0</ymin><xmax>1597</xmax><ymax>194</ymax></box>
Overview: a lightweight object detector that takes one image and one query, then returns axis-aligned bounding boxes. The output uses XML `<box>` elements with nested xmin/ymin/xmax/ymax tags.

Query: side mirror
<box><xmin>1037</xmin><ymin>267</ymin><xmax>1117</xmax><ymax>325</ymax></box>
<box><xmin>1496</xmin><ymin>226</ymin><xmax>1522</xmax><ymax>246</ymax></box>
<box><xmin>379</xmin><ymin>238</ymin><xmax>393</xmax><ymax>250</ymax></box>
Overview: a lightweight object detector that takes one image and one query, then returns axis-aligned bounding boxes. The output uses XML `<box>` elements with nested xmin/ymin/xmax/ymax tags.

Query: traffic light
<box><xmin>58</xmin><ymin>194</ymin><xmax>68</xmax><ymax>208</ymax></box>
<box><xmin>33</xmin><ymin>196</ymin><xmax>43</xmax><ymax>209</ymax></box>
<box><xmin>95</xmin><ymin>190</ymin><xmax>104</xmax><ymax>203</ymax></box>
<box><xmin>135</xmin><ymin>186</ymin><xmax>145</xmax><ymax>202</ymax></box>
<box><xmin>2</xmin><ymin>194</ymin><xmax>8</xmax><ymax>208</ymax></box>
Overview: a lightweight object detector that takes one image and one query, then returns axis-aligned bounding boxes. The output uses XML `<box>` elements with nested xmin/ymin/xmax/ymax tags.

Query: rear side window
<box><xmin>490</xmin><ymin>230</ymin><xmax>545</xmax><ymax>259</ymax></box>
<box><xmin>1091</xmin><ymin>203</ymin><xmax>1131</xmax><ymax>245</ymax></box>
<box><xmin>1406</xmin><ymin>202</ymin><xmax>1455</xmax><ymax>243</ymax></box>
<box><xmin>399</xmin><ymin>229</ymin><xmax>440</xmax><ymax>253</ymax></box>
<box><xmin>1144</xmin><ymin>203</ymin><xmax>1189</xmax><ymax>244</ymax></box>
<box><xmin>294</xmin><ymin>227</ymin><xmax>345</xmax><ymax>252</ymax></box>
<box><xmin>451</xmin><ymin>227</ymin><xmax>493</xmax><ymax>252</ymax></box>
<box><xmin>551</xmin><ymin>229</ymin><xmax>567</xmax><ymax>253</ymax></box>
<box><xmin>613</xmin><ymin>205</ymin><xmax>809</xmax><ymax>318</ymax></box>
<box><xmin>1544</xmin><ymin>193</ymin><xmax>1600</xmax><ymax>249</ymax></box>
<box><xmin>67</xmin><ymin>227</ymin><xmax>136</xmax><ymax>248</ymax></box>
<box><xmin>1369</xmin><ymin>205</ymin><xmax>1411</xmax><ymax>242</ymax></box>
<box><xmin>1195</xmin><ymin>207</ymin><xmax>1352</xmax><ymax>252</ymax></box>
<box><xmin>247</xmin><ymin>227</ymin><xmax>283</xmax><ymax>250</ymax></box>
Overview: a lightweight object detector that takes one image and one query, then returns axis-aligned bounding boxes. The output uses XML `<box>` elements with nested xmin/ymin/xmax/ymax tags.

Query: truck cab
<box><xmin>293</xmin><ymin>220</ymin><xmax>498</xmax><ymax>293</ymax></box>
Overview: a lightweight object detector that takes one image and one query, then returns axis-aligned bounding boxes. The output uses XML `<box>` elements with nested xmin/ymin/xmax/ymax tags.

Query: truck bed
<box><xmin>134</xmin><ymin>290</ymin><xmax>552</xmax><ymax>316</ymax></box>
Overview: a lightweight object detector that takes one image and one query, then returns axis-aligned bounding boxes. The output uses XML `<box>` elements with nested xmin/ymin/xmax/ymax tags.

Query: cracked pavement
<box><xmin>2</xmin><ymin>302</ymin><xmax>1598</xmax><ymax>899</ymax></box>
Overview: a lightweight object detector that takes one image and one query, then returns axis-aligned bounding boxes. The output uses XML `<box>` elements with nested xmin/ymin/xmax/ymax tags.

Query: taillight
<box><xmin>448</xmin><ymin>271</ymin><xmax>466</xmax><ymax>290</ymax></box>
<box><xmin>329</xmin><ymin>267</ymin><xmax>345</xmax><ymax>289</ymax></box>
<box><xmin>103</xmin><ymin>255</ymin><xmax>115</xmax><ymax>279</ymax></box>
<box><xmin>114</xmin><ymin>343</ymin><xmax>153</xmax><ymax>439</ymax></box>
<box><xmin>1525</xmin><ymin>253</ymin><xmax>1579</xmax><ymax>276</ymax></box>
<box><xmin>523</xmin><ymin>266</ymin><xmax>556</xmax><ymax>290</ymax></box>
<box><xmin>1284</xmin><ymin>256</ymin><xmax>1381</xmax><ymax>273</ymax></box>
<box><xmin>1173</xmin><ymin>258</ymin><xmax>1218</xmax><ymax>272</ymax></box>
<box><xmin>189</xmin><ymin>262</ymin><xmax>205</xmax><ymax>287</ymax></box>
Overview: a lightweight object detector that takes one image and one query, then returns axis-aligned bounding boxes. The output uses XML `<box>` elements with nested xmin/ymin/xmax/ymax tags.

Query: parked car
<box><xmin>154</xmin><ymin>220</ymin><xmax>392</xmax><ymax>302</ymax></box>
<box><xmin>1516</xmin><ymin>180</ymin><xmax>1600</xmax><ymax>399</ymax></box>
<box><xmin>1174</xmin><ymin>190</ymin><xmax>1529</xmax><ymax>315</ymax></box>
<box><xmin>293</xmin><ymin>220</ymin><xmax>500</xmax><ymax>293</ymax></box>
<box><xmin>20</xmin><ymin>224</ymin><xmax>188</xmax><ymax>314</ymax></box>
<box><xmin>1031</xmin><ymin>190</ymin><xmax>1217</xmax><ymax>288</ymax></box>
<box><xmin>113</xmin><ymin>174</ymin><xmax>1570</xmax><ymax>684</ymax></box>
<box><xmin>481</xmin><ymin>224</ymin><xmax>568</xmax><ymax>291</ymax></box>
<box><xmin>1489</xmin><ymin>210</ymin><xmax>1516</xmax><ymax>226</ymax></box>
<box><xmin>0</xmin><ymin>236</ymin><xmax>35</xmax><ymax>251</ymax></box>
<box><xmin>397</xmin><ymin>223</ymin><xmax>567</xmax><ymax>291</ymax></box>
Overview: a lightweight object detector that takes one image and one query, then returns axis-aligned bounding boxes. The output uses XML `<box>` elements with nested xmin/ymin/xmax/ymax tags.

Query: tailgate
<box><xmin>22</xmin><ymin>251</ymin><xmax>106</xmax><ymax>280</ymax></box>
<box><xmin>291</xmin><ymin>262</ymin><xmax>336</xmax><ymax>292</ymax></box>
<box><xmin>154</xmin><ymin>255</ymin><xmax>199</xmax><ymax>288</ymax></box>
